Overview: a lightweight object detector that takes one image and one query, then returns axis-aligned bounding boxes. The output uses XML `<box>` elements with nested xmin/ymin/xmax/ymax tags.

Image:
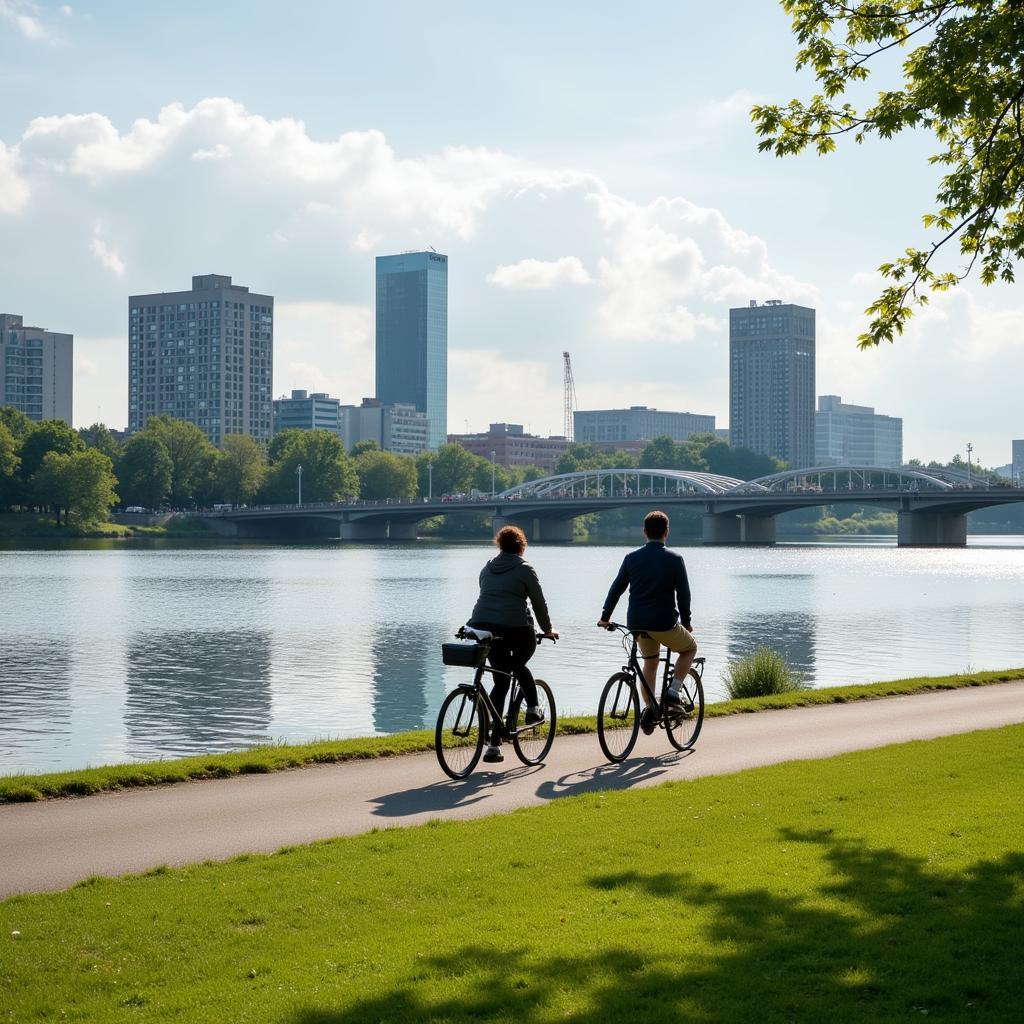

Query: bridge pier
<box><xmin>702</xmin><ymin>513</ymin><xmax>741</xmax><ymax>544</ymax></box>
<box><xmin>339</xmin><ymin>520</ymin><xmax>418</xmax><ymax>541</ymax></box>
<box><xmin>897</xmin><ymin>511</ymin><xmax>967</xmax><ymax>547</ymax></box>
<box><xmin>493</xmin><ymin>516</ymin><xmax>575</xmax><ymax>543</ymax></box>
<box><xmin>741</xmin><ymin>515</ymin><xmax>776</xmax><ymax>545</ymax></box>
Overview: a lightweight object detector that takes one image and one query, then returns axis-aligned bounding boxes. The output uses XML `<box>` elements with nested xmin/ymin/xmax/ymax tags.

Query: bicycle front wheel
<box><xmin>511</xmin><ymin>678</ymin><xmax>556</xmax><ymax>766</ymax></box>
<box><xmin>665</xmin><ymin>668</ymin><xmax>705</xmax><ymax>751</ymax></box>
<box><xmin>435</xmin><ymin>686</ymin><xmax>486</xmax><ymax>779</ymax></box>
<box><xmin>597</xmin><ymin>672</ymin><xmax>640</xmax><ymax>763</ymax></box>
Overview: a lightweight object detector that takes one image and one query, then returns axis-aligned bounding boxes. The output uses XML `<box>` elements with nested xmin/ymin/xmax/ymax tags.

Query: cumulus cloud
<box><xmin>0</xmin><ymin>142</ymin><xmax>30</xmax><ymax>213</ymax></box>
<box><xmin>488</xmin><ymin>256</ymin><xmax>593</xmax><ymax>290</ymax></box>
<box><xmin>191</xmin><ymin>143</ymin><xmax>231</xmax><ymax>162</ymax></box>
<box><xmin>90</xmin><ymin>226</ymin><xmax>125</xmax><ymax>276</ymax></box>
<box><xmin>0</xmin><ymin>0</ymin><xmax>50</xmax><ymax>41</ymax></box>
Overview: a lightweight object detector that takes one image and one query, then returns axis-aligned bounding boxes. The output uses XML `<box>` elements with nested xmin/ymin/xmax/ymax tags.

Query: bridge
<box><xmin>201</xmin><ymin>465</ymin><xmax>1024</xmax><ymax>547</ymax></box>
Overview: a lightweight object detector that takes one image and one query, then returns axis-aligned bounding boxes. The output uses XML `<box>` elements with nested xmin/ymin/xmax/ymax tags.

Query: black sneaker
<box><xmin>663</xmin><ymin>686</ymin><xmax>684</xmax><ymax>708</ymax></box>
<box><xmin>482</xmin><ymin>744</ymin><xmax>504</xmax><ymax>764</ymax></box>
<box><xmin>640</xmin><ymin>706</ymin><xmax>658</xmax><ymax>735</ymax></box>
<box><xmin>524</xmin><ymin>706</ymin><xmax>545</xmax><ymax>726</ymax></box>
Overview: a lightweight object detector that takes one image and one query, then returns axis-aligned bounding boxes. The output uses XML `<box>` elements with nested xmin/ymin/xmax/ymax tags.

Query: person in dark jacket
<box><xmin>597</xmin><ymin>510</ymin><xmax>696</xmax><ymax>734</ymax></box>
<box><xmin>469</xmin><ymin>524</ymin><xmax>558</xmax><ymax>764</ymax></box>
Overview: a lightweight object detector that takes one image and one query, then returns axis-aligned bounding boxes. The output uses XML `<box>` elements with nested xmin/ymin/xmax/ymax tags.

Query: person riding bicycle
<box><xmin>597</xmin><ymin>510</ymin><xmax>696</xmax><ymax>735</ymax></box>
<box><xmin>468</xmin><ymin>524</ymin><xmax>558</xmax><ymax>764</ymax></box>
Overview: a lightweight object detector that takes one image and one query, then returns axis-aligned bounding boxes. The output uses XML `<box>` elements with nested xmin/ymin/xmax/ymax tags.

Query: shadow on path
<box><xmin>535</xmin><ymin>749</ymin><xmax>692</xmax><ymax>800</ymax></box>
<box><xmin>291</xmin><ymin>830</ymin><xmax>1024</xmax><ymax>1022</ymax></box>
<box><xmin>369</xmin><ymin>764</ymin><xmax>542</xmax><ymax>818</ymax></box>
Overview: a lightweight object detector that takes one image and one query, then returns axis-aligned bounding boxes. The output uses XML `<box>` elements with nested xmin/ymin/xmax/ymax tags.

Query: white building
<box><xmin>815</xmin><ymin>395</ymin><xmax>902</xmax><ymax>468</ymax></box>
<box><xmin>340</xmin><ymin>398</ymin><xmax>429</xmax><ymax>456</ymax></box>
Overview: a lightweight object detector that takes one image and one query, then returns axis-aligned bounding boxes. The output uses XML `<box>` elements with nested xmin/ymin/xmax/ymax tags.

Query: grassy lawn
<box><xmin>2</xmin><ymin>667</ymin><xmax>1021</xmax><ymax>804</ymax></box>
<box><xmin>2</xmin><ymin>724</ymin><xmax>1022</xmax><ymax>1023</ymax></box>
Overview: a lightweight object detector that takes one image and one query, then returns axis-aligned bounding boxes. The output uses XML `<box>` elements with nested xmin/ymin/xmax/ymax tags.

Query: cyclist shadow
<box><xmin>535</xmin><ymin>750</ymin><xmax>695</xmax><ymax>801</ymax></box>
<box><xmin>368</xmin><ymin>764</ymin><xmax>544</xmax><ymax>819</ymax></box>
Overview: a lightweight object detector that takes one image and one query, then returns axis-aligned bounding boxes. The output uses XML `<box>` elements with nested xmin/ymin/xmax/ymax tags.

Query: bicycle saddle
<box><xmin>462</xmin><ymin>626</ymin><xmax>493</xmax><ymax>642</ymax></box>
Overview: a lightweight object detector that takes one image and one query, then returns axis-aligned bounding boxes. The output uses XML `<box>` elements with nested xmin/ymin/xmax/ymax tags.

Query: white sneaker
<box><xmin>482</xmin><ymin>744</ymin><xmax>504</xmax><ymax>764</ymax></box>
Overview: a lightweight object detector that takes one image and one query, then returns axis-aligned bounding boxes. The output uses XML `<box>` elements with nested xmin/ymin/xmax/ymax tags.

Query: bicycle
<box><xmin>435</xmin><ymin>626</ymin><xmax>557</xmax><ymax>780</ymax></box>
<box><xmin>596</xmin><ymin>623</ymin><xmax>705</xmax><ymax>763</ymax></box>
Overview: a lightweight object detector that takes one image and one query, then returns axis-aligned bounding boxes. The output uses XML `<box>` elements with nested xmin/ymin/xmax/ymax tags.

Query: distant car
<box><xmin>124</xmin><ymin>506</ymin><xmax>146</xmax><ymax>513</ymax></box>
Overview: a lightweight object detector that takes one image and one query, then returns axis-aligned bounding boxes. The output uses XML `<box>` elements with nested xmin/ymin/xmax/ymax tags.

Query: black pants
<box><xmin>469</xmin><ymin>622</ymin><xmax>538</xmax><ymax>740</ymax></box>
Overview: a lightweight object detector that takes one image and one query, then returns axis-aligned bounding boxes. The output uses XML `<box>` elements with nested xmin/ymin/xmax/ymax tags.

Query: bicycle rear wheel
<box><xmin>511</xmin><ymin>678</ymin><xmax>556</xmax><ymax>766</ymax></box>
<box><xmin>597</xmin><ymin>672</ymin><xmax>640</xmax><ymax>763</ymax></box>
<box><xmin>665</xmin><ymin>668</ymin><xmax>705</xmax><ymax>751</ymax></box>
<box><xmin>435</xmin><ymin>686</ymin><xmax>486</xmax><ymax>779</ymax></box>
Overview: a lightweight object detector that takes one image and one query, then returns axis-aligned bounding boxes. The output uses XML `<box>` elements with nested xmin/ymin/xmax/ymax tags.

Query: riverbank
<box><xmin>0</xmin><ymin>511</ymin><xmax>216</xmax><ymax>540</ymax></box>
<box><xmin>2</xmin><ymin>666</ymin><xmax>1019</xmax><ymax>804</ymax></box>
<box><xmin>3</xmin><ymin>723</ymin><xmax>1021</xmax><ymax>1021</ymax></box>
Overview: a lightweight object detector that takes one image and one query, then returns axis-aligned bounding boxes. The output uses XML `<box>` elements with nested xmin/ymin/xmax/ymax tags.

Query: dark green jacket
<box><xmin>469</xmin><ymin>553</ymin><xmax>552</xmax><ymax>634</ymax></box>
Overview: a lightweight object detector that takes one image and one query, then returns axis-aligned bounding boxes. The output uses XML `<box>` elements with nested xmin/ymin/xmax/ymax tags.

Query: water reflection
<box><xmin>725</xmin><ymin>612</ymin><xmax>817</xmax><ymax>680</ymax></box>
<box><xmin>0</xmin><ymin>634</ymin><xmax>72</xmax><ymax>738</ymax></box>
<box><xmin>124</xmin><ymin>629</ymin><xmax>272</xmax><ymax>759</ymax></box>
<box><xmin>371</xmin><ymin>631</ymin><xmax>446</xmax><ymax>734</ymax></box>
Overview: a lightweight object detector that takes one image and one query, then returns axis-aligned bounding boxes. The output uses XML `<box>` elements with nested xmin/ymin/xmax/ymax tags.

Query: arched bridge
<box><xmin>201</xmin><ymin>465</ymin><xmax>1024</xmax><ymax>547</ymax></box>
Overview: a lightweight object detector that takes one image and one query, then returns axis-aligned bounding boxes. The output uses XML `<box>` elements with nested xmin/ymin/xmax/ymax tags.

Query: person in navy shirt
<box><xmin>597</xmin><ymin>510</ymin><xmax>697</xmax><ymax>733</ymax></box>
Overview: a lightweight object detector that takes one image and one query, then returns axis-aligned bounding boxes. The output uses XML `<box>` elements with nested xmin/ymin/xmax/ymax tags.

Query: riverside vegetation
<box><xmin>1</xmin><ymin>667</ymin><xmax>1019</xmax><ymax>804</ymax></box>
<box><xmin>2</xmin><ymin>724</ymin><xmax>1022</xmax><ymax>1022</ymax></box>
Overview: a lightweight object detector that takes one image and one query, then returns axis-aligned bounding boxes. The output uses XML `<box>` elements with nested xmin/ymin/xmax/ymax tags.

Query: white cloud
<box><xmin>0</xmin><ymin>142</ymin><xmax>30</xmax><ymax>213</ymax></box>
<box><xmin>90</xmin><ymin>226</ymin><xmax>125</xmax><ymax>276</ymax></box>
<box><xmin>59</xmin><ymin>4</ymin><xmax>72</xmax><ymax>15</ymax></box>
<box><xmin>0</xmin><ymin>0</ymin><xmax>49</xmax><ymax>41</ymax></box>
<box><xmin>488</xmin><ymin>256</ymin><xmax>593</xmax><ymax>290</ymax></box>
<box><xmin>191</xmin><ymin>143</ymin><xmax>230</xmax><ymax>162</ymax></box>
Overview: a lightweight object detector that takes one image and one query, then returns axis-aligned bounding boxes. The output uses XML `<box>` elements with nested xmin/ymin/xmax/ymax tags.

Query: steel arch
<box><xmin>727</xmin><ymin>465</ymin><xmax>958</xmax><ymax>495</ymax></box>
<box><xmin>497</xmin><ymin>468</ymin><xmax>745</xmax><ymax>499</ymax></box>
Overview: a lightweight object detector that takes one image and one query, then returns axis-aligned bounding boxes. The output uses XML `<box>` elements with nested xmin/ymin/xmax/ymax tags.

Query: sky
<box><xmin>1</xmin><ymin>0</ymin><xmax>1020</xmax><ymax>466</ymax></box>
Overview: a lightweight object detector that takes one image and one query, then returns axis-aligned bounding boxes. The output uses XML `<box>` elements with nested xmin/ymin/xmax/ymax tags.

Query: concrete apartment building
<box><xmin>272</xmin><ymin>390</ymin><xmax>342</xmax><ymax>435</ymax></box>
<box><xmin>573</xmin><ymin>406</ymin><xmax>715</xmax><ymax>447</ymax></box>
<box><xmin>128</xmin><ymin>274</ymin><xmax>273</xmax><ymax>445</ymax></box>
<box><xmin>375</xmin><ymin>251</ymin><xmax>448</xmax><ymax>449</ymax></box>
<box><xmin>1013</xmin><ymin>440</ymin><xmax>1024</xmax><ymax>484</ymax></box>
<box><xmin>449</xmin><ymin>423</ymin><xmax>572</xmax><ymax>472</ymax></box>
<box><xmin>729</xmin><ymin>300</ymin><xmax>816</xmax><ymax>468</ymax></box>
<box><xmin>340</xmin><ymin>398</ymin><xmax>429</xmax><ymax>456</ymax></box>
<box><xmin>815</xmin><ymin>395</ymin><xmax>903</xmax><ymax>468</ymax></box>
<box><xmin>0</xmin><ymin>314</ymin><xmax>73</xmax><ymax>423</ymax></box>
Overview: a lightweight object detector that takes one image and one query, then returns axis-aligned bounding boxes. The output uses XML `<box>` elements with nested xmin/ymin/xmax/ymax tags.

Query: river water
<box><xmin>2</xmin><ymin>537</ymin><xmax>1023</xmax><ymax>774</ymax></box>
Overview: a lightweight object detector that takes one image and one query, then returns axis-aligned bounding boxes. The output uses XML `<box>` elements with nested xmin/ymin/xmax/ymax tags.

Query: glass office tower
<box><xmin>375</xmin><ymin>251</ymin><xmax>447</xmax><ymax>449</ymax></box>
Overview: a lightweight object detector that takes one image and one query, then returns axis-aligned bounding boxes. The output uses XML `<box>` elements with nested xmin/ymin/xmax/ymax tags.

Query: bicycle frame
<box><xmin>612</xmin><ymin>624</ymin><xmax>704</xmax><ymax>714</ymax></box>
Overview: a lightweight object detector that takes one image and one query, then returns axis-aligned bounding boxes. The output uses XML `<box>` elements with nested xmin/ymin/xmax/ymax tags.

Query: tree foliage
<box><xmin>32</xmin><ymin>449</ymin><xmax>118</xmax><ymax>526</ymax></box>
<box><xmin>753</xmin><ymin>1</ymin><xmax>1024</xmax><ymax>346</ymax></box>
<box><xmin>78</xmin><ymin>423</ymin><xmax>121</xmax><ymax>460</ymax></box>
<box><xmin>19</xmin><ymin>419</ymin><xmax>85</xmax><ymax>482</ymax></box>
<box><xmin>117</xmin><ymin>435</ymin><xmax>173</xmax><ymax>509</ymax></box>
<box><xmin>140</xmin><ymin>415</ymin><xmax>217</xmax><ymax>506</ymax></box>
<box><xmin>556</xmin><ymin>443</ymin><xmax>637</xmax><ymax>475</ymax></box>
<box><xmin>216</xmin><ymin>435</ymin><xmax>267</xmax><ymax>506</ymax></box>
<box><xmin>0</xmin><ymin>406</ymin><xmax>32</xmax><ymax>441</ymax></box>
<box><xmin>356</xmin><ymin>449</ymin><xmax>418</xmax><ymax>501</ymax></box>
<box><xmin>261</xmin><ymin>429</ymin><xmax>359</xmax><ymax>503</ymax></box>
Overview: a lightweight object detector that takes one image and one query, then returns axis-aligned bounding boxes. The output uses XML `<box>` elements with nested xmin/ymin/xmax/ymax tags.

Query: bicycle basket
<box><xmin>441</xmin><ymin>641</ymin><xmax>489</xmax><ymax>668</ymax></box>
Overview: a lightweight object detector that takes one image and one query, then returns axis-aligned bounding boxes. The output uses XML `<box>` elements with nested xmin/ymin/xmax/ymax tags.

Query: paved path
<box><xmin>3</xmin><ymin>683</ymin><xmax>1023</xmax><ymax>899</ymax></box>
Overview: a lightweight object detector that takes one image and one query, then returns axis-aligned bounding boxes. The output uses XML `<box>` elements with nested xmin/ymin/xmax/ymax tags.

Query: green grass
<box><xmin>2</xmin><ymin>725</ymin><xmax>1022</xmax><ymax>1022</ymax></box>
<box><xmin>2</xmin><ymin>667</ymin><xmax>1020</xmax><ymax>805</ymax></box>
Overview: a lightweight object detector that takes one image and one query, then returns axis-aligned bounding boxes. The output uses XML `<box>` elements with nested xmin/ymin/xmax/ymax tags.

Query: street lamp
<box><xmin>490</xmin><ymin>450</ymin><xmax>497</xmax><ymax>497</ymax></box>
<box><xmin>295</xmin><ymin>463</ymin><xmax>303</xmax><ymax>507</ymax></box>
<box><xmin>966</xmin><ymin>443</ymin><xmax>973</xmax><ymax>486</ymax></box>
<box><xmin>428</xmin><ymin>459</ymin><xmax>433</xmax><ymax>500</ymax></box>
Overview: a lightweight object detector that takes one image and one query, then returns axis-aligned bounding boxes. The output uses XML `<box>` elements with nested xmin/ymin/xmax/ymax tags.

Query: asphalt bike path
<box><xmin>2</xmin><ymin>682</ymin><xmax>1023</xmax><ymax>898</ymax></box>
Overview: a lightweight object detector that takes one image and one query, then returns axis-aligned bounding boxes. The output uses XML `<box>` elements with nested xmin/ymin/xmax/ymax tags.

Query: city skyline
<box><xmin>1</xmin><ymin>2</ymin><xmax>1021</xmax><ymax>465</ymax></box>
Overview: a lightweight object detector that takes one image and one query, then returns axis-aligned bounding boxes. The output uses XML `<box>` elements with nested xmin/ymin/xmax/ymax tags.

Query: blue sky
<box><xmin>1</xmin><ymin>0</ymin><xmax>1020</xmax><ymax>464</ymax></box>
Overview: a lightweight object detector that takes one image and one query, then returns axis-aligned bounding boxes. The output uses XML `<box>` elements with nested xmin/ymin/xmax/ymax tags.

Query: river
<box><xmin>2</xmin><ymin>536</ymin><xmax>1023</xmax><ymax>774</ymax></box>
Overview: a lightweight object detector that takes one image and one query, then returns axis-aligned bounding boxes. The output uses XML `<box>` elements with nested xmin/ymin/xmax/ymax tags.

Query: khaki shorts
<box><xmin>637</xmin><ymin>624</ymin><xmax>697</xmax><ymax>658</ymax></box>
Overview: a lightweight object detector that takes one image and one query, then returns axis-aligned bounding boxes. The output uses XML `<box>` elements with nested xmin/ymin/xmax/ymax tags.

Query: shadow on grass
<box><xmin>292</xmin><ymin>830</ymin><xmax>1024</xmax><ymax>1022</ymax></box>
<box><xmin>369</xmin><ymin>763</ymin><xmax>542</xmax><ymax>818</ymax></box>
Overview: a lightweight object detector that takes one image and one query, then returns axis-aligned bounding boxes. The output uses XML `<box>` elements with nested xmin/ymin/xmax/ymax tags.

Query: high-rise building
<box><xmin>1012</xmin><ymin>440</ymin><xmax>1024</xmax><ymax>483</ymax></box>
<box><xmin>449</xmin><ymin>423</ymin><xmax>572</xmax><ymax>472</ymax></box>
<box><xmin>574</xmin><ymin>406</ymin><xmax>715</xmax><ymax>446</ymax></box>
<box><xmin>815</xmin><ymin>395</ymin><xmax>903</xmax><ymax>468</ymax></box>
<box><xmin>729</xmin><ymin>300</ymin><xmax>815</xmax><ymax>468</ymax></box>
<box><xmin>272</xmin><ymin>390</ymin><xmax>342</xmax><ymax>435</ymax></box>
<box><xmin>375</xmin><ymin>251</ymin><xmax>448</xmax><ymax>449</ymax></box>
<box><xmin>0</xmin><ymin>314</ymin><xmax>73</xmax><ymax>423</ymax></box>
<box><xmin>340</xmin><ymin>398</ymin><xmax>430</xmax><ymax>456</ymax></box>
<box><xmin>128</xmin><ymin>274</ymin><xmax>273</xmax><ymax>445</ymax></box>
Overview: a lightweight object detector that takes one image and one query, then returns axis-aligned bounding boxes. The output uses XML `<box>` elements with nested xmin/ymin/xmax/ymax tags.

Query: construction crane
<box><xmin>562</xmin><ymin>351</ymin><xmax>578</xmax><ymax>441</ymax></box>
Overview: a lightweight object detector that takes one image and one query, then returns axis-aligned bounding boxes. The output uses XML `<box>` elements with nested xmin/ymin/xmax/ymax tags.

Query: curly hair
<box><xmin>495</xmin><ymin>524</ymin><xmax>528</xmax><ymax>554</ymax></box>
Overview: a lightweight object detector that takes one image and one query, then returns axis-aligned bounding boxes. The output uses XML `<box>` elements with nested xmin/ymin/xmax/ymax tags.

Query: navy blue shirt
<box><xmin>601</xmin><ymin>540</ymin><xmax>692</xmax><ymax>632</ymax></box>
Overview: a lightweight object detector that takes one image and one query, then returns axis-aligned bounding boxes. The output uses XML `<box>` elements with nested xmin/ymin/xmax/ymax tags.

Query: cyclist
<box><xmin>468</xmin><ymin>524</ymin><xmax>558</xmax><ymax>764</ymax></box>
<box><xmin>597</xmin><ymin>510</ymin><xmax>696</xmax><ymax>734</ymax></box>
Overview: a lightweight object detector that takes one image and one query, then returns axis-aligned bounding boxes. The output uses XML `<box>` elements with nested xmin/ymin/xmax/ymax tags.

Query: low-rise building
<box><xmin>815</xmin><ymin>395</ymin><xmax>902</xmax><ymax>468</ymax></box>
<box><xmin>0</xmin><ymin>313</ymin><xmax>73</xmax><ymax>423</ymax></box>
<box><xmin>448</xmin><ymin>423</ymin><xmax>571</xmax><ymax>472</ymax></box>
<box><xmin>272</xmin><ymin>390</ymin><xmax>342</xmax><ymax>435</ymax></box>
<box><xmin>574</xmin><ymin>406</ymin><xmax>715</xmax><ymax>446</ymax></box>
<box><xmin>341</xmin><ymin>398</ymin><xmax>429</xmax><ymax>456</ymax></box>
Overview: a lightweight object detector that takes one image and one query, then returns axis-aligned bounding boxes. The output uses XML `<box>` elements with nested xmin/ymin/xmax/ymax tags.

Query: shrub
<box><xmin>722</xmin><ymin>647</ymin><xmax>810</xmax><ymax>700</ymax></box>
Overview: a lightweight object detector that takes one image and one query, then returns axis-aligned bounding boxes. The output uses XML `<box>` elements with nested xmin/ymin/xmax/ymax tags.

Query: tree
<box><xmin>688</xmin><ymin>434</ymin><xmax>786</xmax><ymax>480</ymax></box>
<box><xmin>117</xmin><ymin>435</ymin><xmax>173</xmax><ymax>509</ymax></box>
<box><xmin>0</xmin><ymin>422</ymin><xmax>20</xmax><ymax>509</ymax></box>
<box><xmin>78</xmin><ymin>423</ymin><xmax>120</xmax><ymax>460</ymax></box>
<box><xmin>350</xmin><ymin>439</ymin><xmax>381</xmax><ymax>457</ymax></box>
<box><xmin>262</xmin><ymin>429</ymin><xmax>359</xmax><ymax>503</ymax></box>
<box><xmin>430</xmin><ymin>443</ymin><xmax>478</xmax><ymax>496</ymax></box>
<box><xmin>356</xmin><ymin>449</ymin><xmax>418</xmax><ymax>501</ymax></box>
<box><xmin>216</xmin><ymin>435</ymin><xmax>267</xmax><ymax>506</ymax></box>
<box><xmin>140</xmin><ymin>416</ymin><xmax>217</xmax><ymax>506</ymax></box>
<box><xmin>638</xmin><ymin>436</ymin><xmax>707</xmax><ymax>471</ymax></box>
<box><xmin>0</xmin><ymin>406</ymin><xmax>32</xmax><ymax>441</ymax></box>
<box><xmin>470</xmin><ymin>457</ymin><xmax>516</xmax><ymax>496</ymax></box>
<box><xmin>753</xmin><ymin>1</ymin><xmax>1024</xmax><ymax>347</ymax></box>
<box><xmin>19</xmin><ymin>419</ymin><xmax>84</xmax><ymax>483</ymax></box>
<box><xmin>32</xmin><ymin>449</ymin><xmax>118</xmax><ymax>526</ymax></box>
<box><xmin>555</xmin><ymin>443</ymin><xmax>636</xmax><ymax>474</ymax></box>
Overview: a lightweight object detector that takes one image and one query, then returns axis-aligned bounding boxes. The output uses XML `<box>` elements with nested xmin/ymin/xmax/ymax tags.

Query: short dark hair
<box><xmin>644</xmin><ymin>510</ymin><xmax>669</xmax><ymax>540</ymax></box>
<box><xmin>495</xmin><ymin>524</ymin><xmax>528</xmax><ymax>554</ymax></box>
